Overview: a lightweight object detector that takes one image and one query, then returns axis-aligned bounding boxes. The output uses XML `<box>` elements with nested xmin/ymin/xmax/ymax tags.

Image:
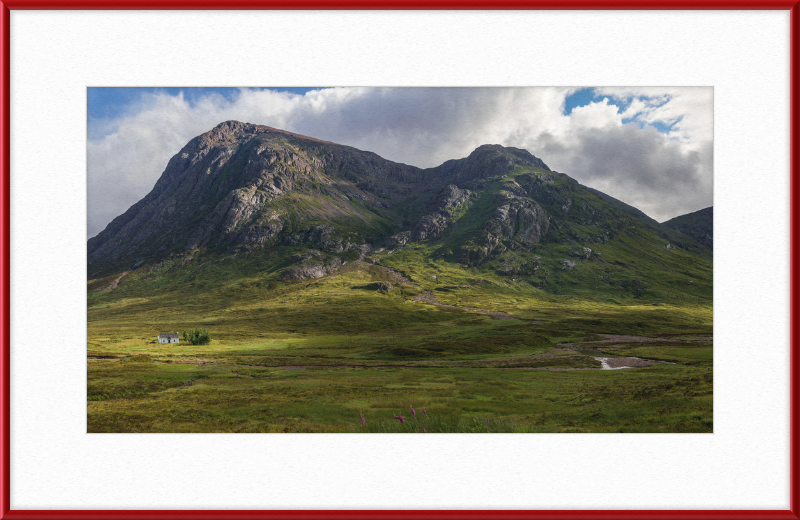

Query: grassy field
<box><xmin>87</xmin><ymin>245</ymin><xmax>712</xmax><ymax>433</ymax></box>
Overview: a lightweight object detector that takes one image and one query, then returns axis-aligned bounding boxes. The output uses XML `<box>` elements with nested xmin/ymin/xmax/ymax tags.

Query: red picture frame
<box><xmin>1</xmin><ymin>2</ymin><xmax>798</xmax><ymax>519</ymax></box>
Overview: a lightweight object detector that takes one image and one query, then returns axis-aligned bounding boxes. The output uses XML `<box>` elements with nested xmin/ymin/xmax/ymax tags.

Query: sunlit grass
<box><xmin>88</xmin><ymin>246</ymin><xmax>712</xmax><ymax>433</ymax></box>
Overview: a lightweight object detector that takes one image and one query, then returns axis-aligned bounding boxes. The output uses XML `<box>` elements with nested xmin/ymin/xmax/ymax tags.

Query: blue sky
<box><xmin>88</xmin><ymin>87</ymin><xmax>327</xmax><ymax>139</ymax></box>
<box><xmin>88</xmin><ymin>87</ymin><xmax>324</xmax><ymax>118</ymax></box>
<box><xmin>89</xmin><ymin>86</ymin><xmax>683</xmax><ymax>136</ymax></box>
<box><xmin>89</xmin><ymin>86</ymin><xmax>685</xmax><ymax>141</ymax></box>
<box><xmin>87</xmin><ymin>87</ymin><xmax>713</xmax><ymax>238</ymax></box>
<box><xmin>564</xmin><ymin>87</ymin><xmax>682</xmax><ymax>133</ymax></box>
<box><xmin>563</xmin><ymin>88</ymin><xmax>621</xmax><ymax>115</ymax></box>
<box><xmin>93</xmin><ymin>86</ymin><xmax>610</xmax><ymax>122</ymax></box>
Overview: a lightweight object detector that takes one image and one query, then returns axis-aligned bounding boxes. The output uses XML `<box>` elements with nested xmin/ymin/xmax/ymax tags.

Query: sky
<box><xmin>87</xmin><ymin>87</ymin><xmax>713</xmax><ymax>238</ymax></box>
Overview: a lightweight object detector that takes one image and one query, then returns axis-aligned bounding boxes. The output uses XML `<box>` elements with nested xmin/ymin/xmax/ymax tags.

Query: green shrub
<box><xmin>182</xmin><ymin>328</ymin><xmax>211</xmax><ymax>345</ymax></box>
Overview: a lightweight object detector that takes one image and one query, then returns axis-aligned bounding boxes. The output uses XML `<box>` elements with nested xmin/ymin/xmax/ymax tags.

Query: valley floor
<box><xmin>87</xmin><ymin>259</ymin><xmax>712</xmax><ymax>433</ymax></box>
<box><xmin>87</xmin><ymin>347</ymin><xmax>712</xmax><ymax>433</ymax></box>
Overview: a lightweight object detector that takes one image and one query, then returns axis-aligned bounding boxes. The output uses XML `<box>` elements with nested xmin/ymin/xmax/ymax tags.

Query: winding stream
<box><xmin>593</xmin><ymin>357</ymin><xmax>634</xmax><ymax>370</ymax></box>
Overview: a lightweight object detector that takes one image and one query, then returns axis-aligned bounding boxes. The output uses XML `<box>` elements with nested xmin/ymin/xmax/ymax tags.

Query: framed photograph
<box><xmin>2</xmin><ymin>2</ymin><xmax>797</xmax><ymax>519</ymax></box>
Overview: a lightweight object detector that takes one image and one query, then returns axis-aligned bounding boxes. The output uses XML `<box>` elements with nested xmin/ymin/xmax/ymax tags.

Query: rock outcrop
<box><xmin>88</xmin><ymin>121</ymin><xmax>712</xmax><ymax>289</ymax></box>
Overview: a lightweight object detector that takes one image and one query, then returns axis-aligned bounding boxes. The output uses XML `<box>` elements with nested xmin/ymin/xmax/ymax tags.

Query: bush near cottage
<box><xmin>182</xmin><ymin>328</ymin><xmax>211</xmax><ymax>345</ymax></box>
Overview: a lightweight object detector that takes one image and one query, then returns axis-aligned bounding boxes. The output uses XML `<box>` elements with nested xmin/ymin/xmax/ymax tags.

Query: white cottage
<box><xmin>158</xmin><ymin>332</ymin><xmax>180</xmax><ymax>344</ymax></box>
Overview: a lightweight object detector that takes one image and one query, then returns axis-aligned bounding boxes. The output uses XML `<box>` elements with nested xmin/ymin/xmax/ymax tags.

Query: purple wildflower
<box><xmin>422</xmin><ymin>408</ymin><xmax>426</xmax><ymax>415</ymax></box>
<box><xmin>360</xmin><ymin>413</ymin><xmax>366</xmax><ymax>425</ymax></box>
<box><xmin>422</xmin><ymin>429</ymin><xmax>426</xmax><ymax>433</ymax></box>
<box><xmin>410</xmin><ymin>405</ymin><xmax>415</xmax><ymax>416</ymax></box>
<box><xmin>394</xmin><ymin>415</ymin><xmax>405</xmax><ymax>424</ymax></box>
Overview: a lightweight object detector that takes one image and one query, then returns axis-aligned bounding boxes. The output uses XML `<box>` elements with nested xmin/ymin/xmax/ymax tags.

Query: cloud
<box><xmin>596</xmin><ymin>86</ymin><xmax>714</xmax><ymax>149</ymax></box>
<box><xmin>537</xmin><ymin>123</ymin><xmax>712</xmax><ymax>221</ymax></box>
<box><xmin>87</xmin><ymin>87</ymin><xmax>712</xmax><ymax>237</ymax></box>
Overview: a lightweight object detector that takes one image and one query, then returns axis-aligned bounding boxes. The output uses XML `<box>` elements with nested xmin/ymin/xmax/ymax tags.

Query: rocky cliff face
<box><xmin>88</xmin><ymin>121</ymin><xmax>423</xmax><ymax>277</ymax></box>
<box><xmin>88</xmin><ymin>121</ymin><xmax>711</xmax><ymax>286</ymax></box>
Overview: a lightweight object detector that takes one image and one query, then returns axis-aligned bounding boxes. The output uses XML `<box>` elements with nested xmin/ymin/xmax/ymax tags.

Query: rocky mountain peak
<box><xmin>197</xmin><ymin>120</ymin><xmax>335</xmax><ymax>146</ymax></box>
<box><xmin>469</xmin><ymin>144</ymin><xmax>550</xmax><ymax>171</ymax></box>
<box><xmin>434</xmin><ymin>144</ymin><xmax>551</xmax><ymax>184</ymax></box>
<box><xmin>88</xmin><ymin>123</ymin><xmax>711</xmax><ymax>287</ymax></box>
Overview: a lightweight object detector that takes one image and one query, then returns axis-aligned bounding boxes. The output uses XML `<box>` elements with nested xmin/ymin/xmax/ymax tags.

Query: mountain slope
<box><xmin>662</xmin><ymin>207</ymin><xmax>713</xmax><ymax>250</ymax></box>
<box><xmin>584</xmin><ymin>187</ymin><xmax>711</xmax><ymax>258</ymax></box>
<box><xmin>88</xmin><ymin>121</ymin><xmax>712</xmax><ymax>303</ymax></box>
<box><xmin>88</xmin><ymin>121</ymin><xmax>424</xmax><ymax>277</ymax></box>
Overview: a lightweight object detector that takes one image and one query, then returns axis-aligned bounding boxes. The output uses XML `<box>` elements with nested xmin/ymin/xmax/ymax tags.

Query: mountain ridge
<box><xmin>88</xmin><ymin>121</ymin><xmax>712</xmax><ymax>303</ymax></box>
<box><xmin>662</xmin><ymin>206</ymin><xmax>713</xmax><ymax>250</ymax></box>
<box><xmin>88</xmin><ymin>121</ymin><xmax>560</xmax><ymax>276</ymax></box>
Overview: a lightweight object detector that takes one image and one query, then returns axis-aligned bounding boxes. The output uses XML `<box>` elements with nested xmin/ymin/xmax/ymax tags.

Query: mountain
<box><xmin>88</xmin><ymin>121</ymin><xmax>712</xmax><ymax>302</ymax></box>
<box><xmin>662</xmin><ymin>207</ymin><xmax>713</xmax><ymax>250</ymax></box>
<box><xmin>584</xmin><ymin>187</ymin><xmax>712</xmax><ymax>258</ymax></box>
<box><xmin>88</xmin><ymin>121</ymin><xmax>422</xmax><ymax>277</ymax></box>
<box><xmin>583</xmin><ymin>186</ymin><xmax>660</xmax><ymax>225</ymax></box>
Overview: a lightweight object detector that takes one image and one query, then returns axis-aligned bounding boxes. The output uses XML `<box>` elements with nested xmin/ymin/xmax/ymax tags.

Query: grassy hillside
<box><xmin>88</xmin><ymin>246</ymin><xmax>712</xmax><ymax>433</ymax></box>
<box><xmin>662</xmin><ymin>207</ymin><xmax>714</xmax><ymax>250</ymax></box>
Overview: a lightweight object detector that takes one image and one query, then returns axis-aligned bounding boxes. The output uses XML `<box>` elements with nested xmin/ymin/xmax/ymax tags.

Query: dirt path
<box><xmin>100</xmin><ymin>271</ymin><xmax>130</xmax><ymax>292</ymax></box>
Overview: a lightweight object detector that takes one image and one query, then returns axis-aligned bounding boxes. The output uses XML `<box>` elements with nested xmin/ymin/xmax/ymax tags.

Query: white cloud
<box><xmin>567</xmin><ymin>98</ymin><xmax>623</xmax><ymax>130</ymax></box>
<box><xmin>597</xmin><ymin>86</ymin><xmax>713</xmax><ymax>149</ymax></box>
<box><xmin>87</xmin><ymin>87</ymin><xmax>713</xmax><ymax>237</ymax></box>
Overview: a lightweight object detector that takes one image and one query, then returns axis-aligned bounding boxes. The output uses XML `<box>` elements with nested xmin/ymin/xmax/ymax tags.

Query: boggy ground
<box><xmin>87</xmin><ymin>252</ymin><xmax>712</xmax><ymax>433</ymax></box>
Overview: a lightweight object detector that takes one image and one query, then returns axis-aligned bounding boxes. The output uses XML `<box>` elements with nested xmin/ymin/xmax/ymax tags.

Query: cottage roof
<box><xmin>158</xmin><ymin>332</ymin><xmax>179</xmax><ymax>339</ymax></box>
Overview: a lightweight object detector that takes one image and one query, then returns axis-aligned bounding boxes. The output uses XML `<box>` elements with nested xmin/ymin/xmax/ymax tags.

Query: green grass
<box><xmin>88</xmin><ymin>248</ymin><xmax>712</xmax><ymax>433</ymax></box>
<box><xmin>87</xmin><ymin>360</ymin><xmax>711</xmax><ymax>433</ymax></box>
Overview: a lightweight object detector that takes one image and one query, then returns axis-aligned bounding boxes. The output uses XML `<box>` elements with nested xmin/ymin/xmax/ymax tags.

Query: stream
<box><xmin>572</xmin><ymin>348</ymin><xmax>656</xmax><ymax>369</ymax></box>
<box><xmin>593</xmin><ymin>357</ymin><xmax>634</xmax><ymax>370</ymax></box>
